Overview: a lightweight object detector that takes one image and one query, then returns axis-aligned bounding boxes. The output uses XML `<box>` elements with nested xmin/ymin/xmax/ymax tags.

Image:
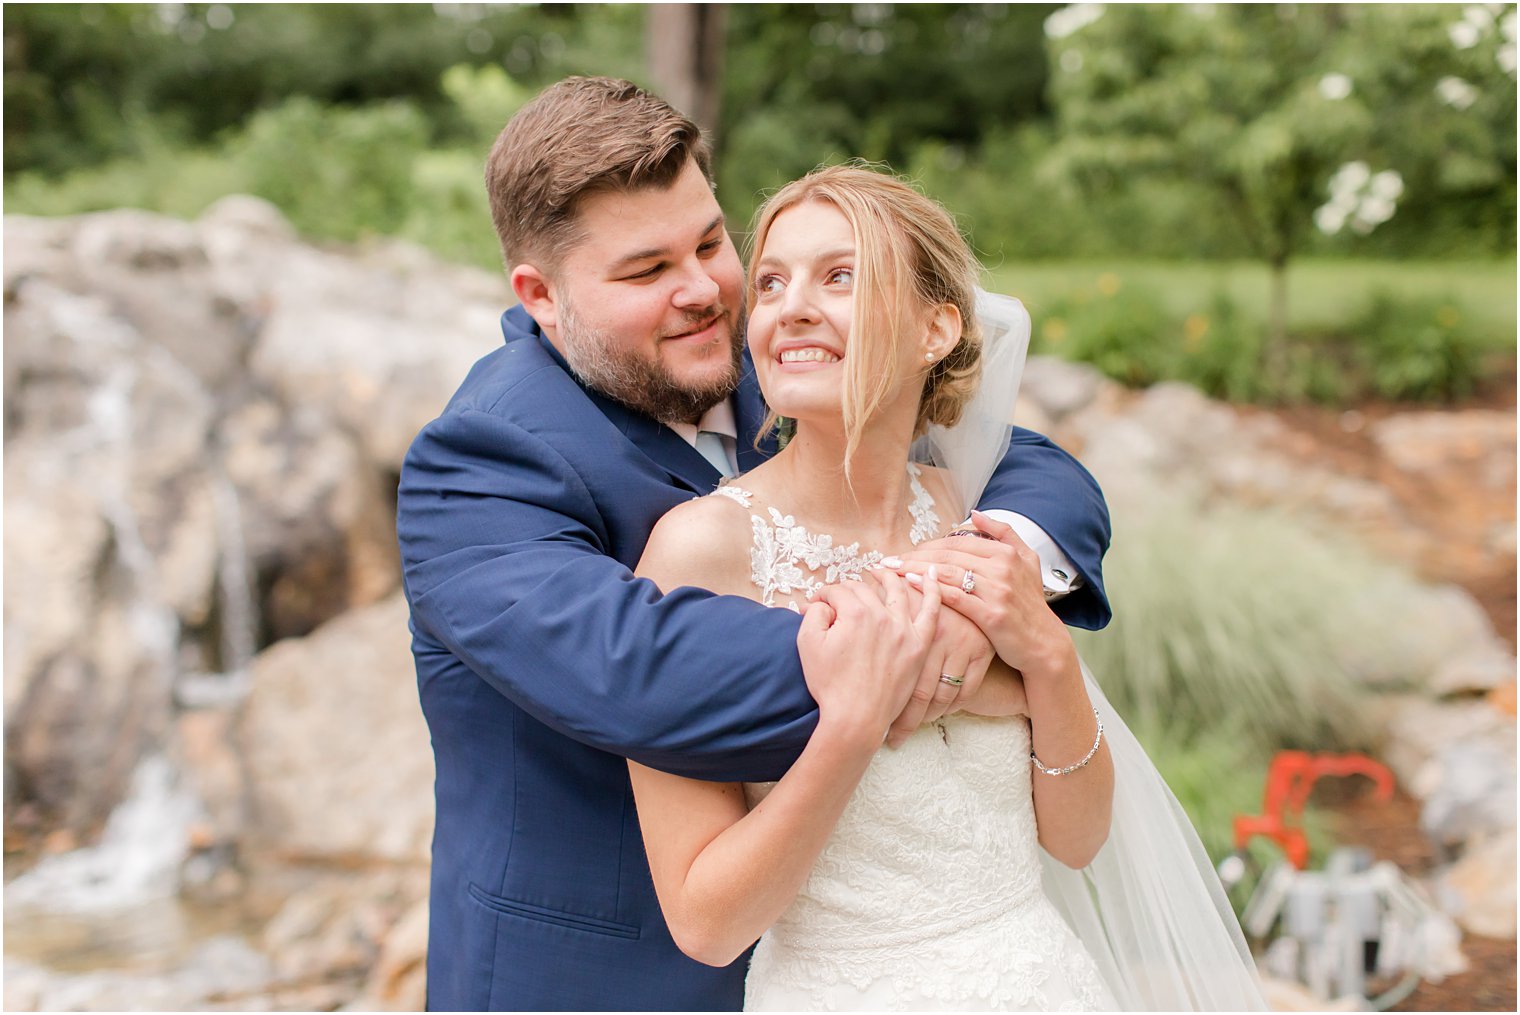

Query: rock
<box><xmin>1430</xmin><ymin>645</ymin><xmax>1518</xmax><ymax>698</ymax></box>
<box><xmin>1381</xmin><ymin>697</ymin><xmax>1511</xmax><ymax>800</ymax></box>
<box><xmin>1370</xmin><ymin>411</ymin><xmax>1517</xmax><ymax>488</ymax></box>
<box><xmin>1257</xmin><ymin>975</ymin><xmax>1369</xmax><ymax>1011</ymax></box>
<box><xmin>1417</xmin><ymin>740</ymin><xmax>1517</xmax><ymax>849</ymax></box>
<box><xmin>240</xmin><ymin>593</ymin><xmax>433</xmax><ymax>863</ymax></box>
<box><xmin>1436</xmin><ymin>828</ymin><xmax>1518</xmax><ymax>938</ymax></box>
<box><xmin>353</xmin><ymin>897</ymin><xmax>429</xmax><ymax>1012</ymax></box>
<box><xmin>1019</xmin><ymin>355</ymin><xmax>1105</xmax><ymax>421</ymax></box>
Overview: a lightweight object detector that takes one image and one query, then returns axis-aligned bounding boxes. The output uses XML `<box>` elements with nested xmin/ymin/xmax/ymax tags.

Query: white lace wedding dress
<box><xmin>712</xmin><ymin>468</ymin><xmax>1117</xmax><ymax>1012</ymax></box>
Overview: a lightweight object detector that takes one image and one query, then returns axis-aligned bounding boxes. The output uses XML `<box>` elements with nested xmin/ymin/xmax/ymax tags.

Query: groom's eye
<box><xmin>620</xmin><ymin>262</ymin><xmax>664</xmax><ymax>281</ymax></box>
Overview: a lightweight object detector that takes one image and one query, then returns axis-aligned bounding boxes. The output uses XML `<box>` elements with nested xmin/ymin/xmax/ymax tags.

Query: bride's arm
<box><xmin>628</xmin><ymin>675</ymin><xmax>890</xmax><ymax>967</ymax></box>
<box><xmin>631</xmin><ymin>506</ymin><xmax>939</xmax><ymax>966</ymax></box>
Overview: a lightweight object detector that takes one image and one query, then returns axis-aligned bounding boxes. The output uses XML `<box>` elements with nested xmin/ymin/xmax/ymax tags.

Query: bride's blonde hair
<box><xmin>746</xmin><ymin>162</ymin><xmax>983</xmax><ymax>472</ymax></box>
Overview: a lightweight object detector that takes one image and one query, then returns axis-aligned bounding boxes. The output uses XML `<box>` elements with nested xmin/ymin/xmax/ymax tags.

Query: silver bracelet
<box><xmin>1029</xmin><ymin>707</ymin><xmax>1104</xmax><ymax>776</ymax></box>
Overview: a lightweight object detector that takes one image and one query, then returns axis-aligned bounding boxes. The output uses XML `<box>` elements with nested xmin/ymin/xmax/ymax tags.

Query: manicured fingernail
<box><xmin>881</xmin><ymin>556</ymin><xmax>903</xmax><ymax>569</ymax></box>
<box><xmin>904</xmin><ymin>573</ymin><xmax>923</xmax><ymax>587</ymax></box>
<box><xmin>927</xmin><ymin>565</ymin><xmax>939</xmax><ymax>581</ymax></box>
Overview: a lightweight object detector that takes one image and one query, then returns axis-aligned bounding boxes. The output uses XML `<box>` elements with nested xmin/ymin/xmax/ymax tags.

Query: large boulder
<box><xmin>240</xmin><ymin>593</ymin><xmax>433</xmax><ymax>864</ymax></box>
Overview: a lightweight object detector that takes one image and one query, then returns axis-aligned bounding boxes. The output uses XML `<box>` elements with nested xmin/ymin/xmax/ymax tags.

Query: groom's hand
<box><xmin>865</xmin><ymin>569</ymin><xmax>994</xmax><ymax>748</ymax></box>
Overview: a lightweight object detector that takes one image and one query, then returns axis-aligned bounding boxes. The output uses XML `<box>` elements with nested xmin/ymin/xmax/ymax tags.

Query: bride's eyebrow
<box><xmin>755</xmin><ymin>246</ymin><xmax>856</xmax><ymax>273</ymax></box>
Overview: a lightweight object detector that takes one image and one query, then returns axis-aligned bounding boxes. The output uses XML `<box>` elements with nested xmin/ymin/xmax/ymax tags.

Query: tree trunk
<box><xmin>645</xmin><ymin>4</ymin><xmax>726</xmax><ymax>143</ymax></box>
<box><xmin>1266</xmin><ymin>254</ymin><xmax>1290</xmax><ymax>393</ymax></box>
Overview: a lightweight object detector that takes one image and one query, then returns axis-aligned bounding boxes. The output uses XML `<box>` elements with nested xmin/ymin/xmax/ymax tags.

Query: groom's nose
<box><xmin>671</xmin><ymin>259</ymin><xmax>721</xmax><ymax>309</ymax></box>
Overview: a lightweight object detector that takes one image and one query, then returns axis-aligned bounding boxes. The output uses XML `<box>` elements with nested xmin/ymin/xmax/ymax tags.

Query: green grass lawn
<box><xmin>988</xmin><ymin>259</ymin><xmax>1517</xmax><ymax>350</ymax></box>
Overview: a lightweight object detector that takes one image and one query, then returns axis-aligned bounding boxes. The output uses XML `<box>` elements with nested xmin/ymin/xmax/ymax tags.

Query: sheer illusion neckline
<box><xmin>711</xmin><ymin>462</ymin><xmax>941</xmax><ymax>609</ymax></box>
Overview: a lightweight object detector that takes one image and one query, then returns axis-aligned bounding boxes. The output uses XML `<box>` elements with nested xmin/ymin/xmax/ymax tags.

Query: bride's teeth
<box><xmin>779</xmin><ymin>348</ymin><xmax>840</xmax><ymax>364</ymax></box>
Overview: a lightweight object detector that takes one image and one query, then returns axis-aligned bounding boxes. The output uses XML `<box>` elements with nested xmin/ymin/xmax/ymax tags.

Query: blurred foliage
<box><xmin>1074</xmin><ymin>495</ymin><xmax>1422</xmax><ymax>869</ymax></box>
<box><xmin>1030</xmin><ymin>273</ymin><xmax>1496</xmax><ymax>404</ymax></box>
<box><xmin>1353</xmin><ymin>290</ymin><xmax>1485</xmax><ymax>401</ymax></box>
<box><xmin>1072</xmin><ymin>499</ymin><xmax>1397</xmax><ymax>757</ymax></box>
<box><xmin>231</xmin><ymin>98</ymin><xmax>428</xmax><ymax>242</ymax></box>
<box><xmin>4</xmin><ymin>3</ymin><xmax>1514</xmax><ymax>405</ymax></box>
<box><xmin>1042</xmin><ymin>2</ymin><xmax>1517</xmax><ymax>385</ymax></box>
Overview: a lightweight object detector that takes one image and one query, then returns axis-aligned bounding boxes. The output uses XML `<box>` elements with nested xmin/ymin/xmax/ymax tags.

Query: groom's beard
<box><xmin>557</xmin><ymin>298</ymin><xmax>745</xmax><ymax>426</ymax></box>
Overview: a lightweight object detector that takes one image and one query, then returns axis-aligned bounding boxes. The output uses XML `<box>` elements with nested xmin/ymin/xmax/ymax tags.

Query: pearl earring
<box><xmin>924</xmin><ymin>352</ymin><xmax>935</xmax><ymax>363</ymax></box>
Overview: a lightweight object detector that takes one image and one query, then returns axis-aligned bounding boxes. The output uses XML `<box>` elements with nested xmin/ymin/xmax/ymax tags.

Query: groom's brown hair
<box><xmin>485</xmin><ymin>76</ymin><xmax>713</xmax><ymax>273</ymax></box>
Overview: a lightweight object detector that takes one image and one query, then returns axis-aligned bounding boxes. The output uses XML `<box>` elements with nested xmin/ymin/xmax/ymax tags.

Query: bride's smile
<box><xmin>747</xmin><ymin>200</ymin><xmax>858</xmax><ymax>419</ymax></box>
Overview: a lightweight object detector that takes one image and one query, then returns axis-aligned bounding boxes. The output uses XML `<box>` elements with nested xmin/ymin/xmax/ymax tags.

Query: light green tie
<box><xmin>695</xmin><ymin>430</ymin><xmax>732</xmax><ymax>478</ymax></box>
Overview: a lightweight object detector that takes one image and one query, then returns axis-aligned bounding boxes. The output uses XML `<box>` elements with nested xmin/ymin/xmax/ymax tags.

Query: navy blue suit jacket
<box><xmin>396</xmin><ymin>305</ymin><xmax>1111</xmax><ymax>1011</ymax></box>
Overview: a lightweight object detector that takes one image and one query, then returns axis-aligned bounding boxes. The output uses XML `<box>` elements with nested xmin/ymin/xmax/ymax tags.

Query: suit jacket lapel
<box><xmin>605</xmin><ymin>397</ymin><xmax>724</xmax><ymax>493</ymax></box>
<box><xmin>525</xmin><ymin>332</ymin><xmax>722</xmax><ymax>493</ymax></box>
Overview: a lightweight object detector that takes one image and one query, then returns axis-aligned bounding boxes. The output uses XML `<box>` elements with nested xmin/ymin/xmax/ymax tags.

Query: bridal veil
<box><xmin>917</xmin><ymin>290</ymin><xmax>1268</xmax><ymax>1011</ymax></box>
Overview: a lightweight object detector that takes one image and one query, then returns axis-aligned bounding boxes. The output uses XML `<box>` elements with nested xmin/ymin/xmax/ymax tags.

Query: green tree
<box><xmin>1043</xmin><ymin>3</ymin><xmax>1515</xmax><ymax>370</ymax></box>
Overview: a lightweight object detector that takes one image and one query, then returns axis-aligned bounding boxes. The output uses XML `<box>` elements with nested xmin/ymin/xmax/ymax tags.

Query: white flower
<box><xmin>1370</xmin><ymin>170</ymin><xmax>1404</xmax><ymax>201</ymax></box>
<box><xmin>1328</xmin><ymin>191</ymin><xmax>1360</xmax><ymax>215</ymax></box>
<box><xmin>1463</xmin><ymin>5</ymin><xmax>1496</xmax><ymax>30</ymax></box>
<box><xmin>1332</xmin><ymin>161</ymin><xmax>1371</xmax><ymax>194</ymax></box>
<box><xmin>1450</xmin><ymin>20</ymin><xmax>1482</xmax><ymax>48</ymax></box>
<box><xmin>1314</xmin><ymin>204</ymin><xmax>1347</xmax><ymax>235</ymax></box>
<box><xmin>1502</xmin><ymin>9</ymin><xmax>1517</xmax><ymax>41</ymax></box>
<box><xmin>1045</xmin><ymin>3</ymin><xmax>1105</xmax><ymax>40</ymax></box>
<box><xmin>1318</xmin><ymin>73</ymin><xmax>1353</xmax><ymax>100</ymax></box>
<box><xmin>1500</xmin><ymin>42</ymin><xmax>1517</xmax><ymax>74</ymax></box>
<box><xmin>1319</xmin><ymin>162</ymin><xmax>1402</xmax><ymax>236</ymax></box>
<box><xmin>1436</xmin><ymin>76</ymin><xmax>1479</xmax><ymax>109</ymax></box>
<box><xmin>1359</xmin><ymin>196</ymin><xmax>1396</xmax><ymax>225</ymax></box>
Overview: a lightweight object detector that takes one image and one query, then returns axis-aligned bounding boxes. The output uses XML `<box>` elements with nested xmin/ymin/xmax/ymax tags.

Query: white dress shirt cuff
<box><xmin>975</xmin><ymin>510</ymin><xmax>1084</xmax><ymax>601</ymax></box>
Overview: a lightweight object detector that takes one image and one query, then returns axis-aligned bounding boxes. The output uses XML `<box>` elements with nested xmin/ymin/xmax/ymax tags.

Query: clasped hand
<box><xmin>797</xmin><ymin>570</ymin><xmax>941</xmax><ymax>744</ymax></box>
<box><xmin>800</xmin><ymin>511</ymin><xmax>1069</xmax><ymax>748</ymax></box>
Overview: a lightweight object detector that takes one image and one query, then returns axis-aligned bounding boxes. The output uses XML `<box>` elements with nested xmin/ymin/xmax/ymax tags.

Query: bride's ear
<box><xmin>923</xmin><ymin>302</ymin><xmax>962</xmax><ymax>362</ymax></box>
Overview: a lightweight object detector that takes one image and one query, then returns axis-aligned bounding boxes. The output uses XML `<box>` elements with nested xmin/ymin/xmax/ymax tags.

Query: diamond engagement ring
<box><xmin>961</xmin><ymin>570</ymin><xmax>976</xmax><ymax>593</ymax></box>
<box><xmin>939</xmin><ymin>674</ymin><xmax>965</xmax><ymax>687</ymax></box>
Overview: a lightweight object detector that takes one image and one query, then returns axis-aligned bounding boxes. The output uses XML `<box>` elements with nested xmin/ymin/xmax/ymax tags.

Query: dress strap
<box><xmin>711</xmin><ymin>484</ymin><xmax>754</xmax><ymax>508</ymax></box>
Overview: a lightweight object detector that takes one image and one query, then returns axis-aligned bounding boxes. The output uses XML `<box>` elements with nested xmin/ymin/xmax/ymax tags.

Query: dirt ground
<box><xmin>1248</xmin><ymin>366</ymin><xmax>1517</xmax><ymax>1012</ymax></box>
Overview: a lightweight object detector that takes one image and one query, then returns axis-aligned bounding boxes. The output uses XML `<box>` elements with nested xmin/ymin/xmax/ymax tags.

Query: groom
<box><xmin>397</xmin><ymin>76</ymin><xmax>1112</xmax><ymax>1011</ymax></box>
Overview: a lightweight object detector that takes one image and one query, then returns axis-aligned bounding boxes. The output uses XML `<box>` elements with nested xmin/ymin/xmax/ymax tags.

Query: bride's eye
<box><xmin>755</xmin><ymin>274</ymin><xmax>785</xmax><ymax>297</ymax></box>
<box><xmin>825</xmin><ymin>267</ymin><xmax>853</xmax><ymax>288</ymax></box>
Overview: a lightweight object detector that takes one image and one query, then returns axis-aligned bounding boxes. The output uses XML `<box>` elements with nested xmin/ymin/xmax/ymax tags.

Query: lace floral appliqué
<box><xmin>713</xmin><ymin>464</ymin><xmax>940</xmax><ymax>609</ymax></box>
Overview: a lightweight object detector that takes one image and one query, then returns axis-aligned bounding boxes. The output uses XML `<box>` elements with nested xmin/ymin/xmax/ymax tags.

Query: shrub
<box><xmin>1351</xmin><ymin>290</ymin><xmax>1484</xmax><ymax>402</ymax></box>
<box><xmin>1071</xmin><ymin>498</ymin><xmax>1418</xmax><ymax>756</ymax></box>
<box><xmin>1030</xmin><ymin>277</ymin><xmax>1178</xmax><ymax>387</ymax></box>
<box><xmin>229</xmin><ymin>97</ymin><xmax>427</xmax><ymax>243</ymax></box>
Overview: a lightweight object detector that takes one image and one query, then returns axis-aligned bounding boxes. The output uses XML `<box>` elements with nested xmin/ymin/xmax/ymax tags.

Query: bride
<box><xmin>630</xmin><ymin>164</ymin><xmax>1266</xmax><ymax>1011</ymax></box>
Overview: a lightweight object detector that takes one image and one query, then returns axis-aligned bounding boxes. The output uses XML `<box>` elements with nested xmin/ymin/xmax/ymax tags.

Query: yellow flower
<box><xmin>1097</xmin><ymin>272</ymin><xmax>1121</xmax><ymax>297</ymax></box>
<box><xmin>1043</xmin><ymin>318</ymin><xmax>1069</xmax><ymax>345</ymax></box>
<box><xmin>1184</xmin><ymin>314</ymin><xmax>1210</xmax><ymax>350</ymax></box>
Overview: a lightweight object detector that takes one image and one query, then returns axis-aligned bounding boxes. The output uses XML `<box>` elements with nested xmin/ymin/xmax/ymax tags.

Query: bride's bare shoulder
<box><xmin>636</xmin><ymin>486</ymin><xmax>758</xmax><ymax>597</ymax></box>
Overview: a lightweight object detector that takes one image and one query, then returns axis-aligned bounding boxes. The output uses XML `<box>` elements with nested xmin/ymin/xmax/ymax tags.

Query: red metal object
<box><xmin>1232</xmin><ymin>751</ymin><xmax>1395</xmax><ymax>869</ymax></box>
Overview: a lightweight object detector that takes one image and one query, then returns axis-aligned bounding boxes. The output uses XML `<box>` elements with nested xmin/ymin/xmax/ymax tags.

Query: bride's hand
<box><xmin>897</xmin><ymin>512</ymin><xmax>1077</xmax><ymax>682</ymax></box>
<box><xmin>863</xmin><ymin>569</ymin><xmax>995</xmax><ymax>747</ymax></box>
<box><xmin>799</xmin><ymin>571</ymin><xmax>941</xmax><ymax>745</ymax></box>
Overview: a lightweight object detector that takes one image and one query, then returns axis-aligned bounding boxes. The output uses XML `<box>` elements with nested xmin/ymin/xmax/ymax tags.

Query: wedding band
<box><xmin>939</xmin><ymin>674</ymin><xmax>965</xmax><ymax>687</ymax></box>
<box><xmin>948</xmin><ymin>529</ymin><xmax>996</xmax><ymax>541</ymax></box>
<box><xmin>961</xmin><ymin>570</ymin><xmax>976</xmax><ymax>593</ymax></box>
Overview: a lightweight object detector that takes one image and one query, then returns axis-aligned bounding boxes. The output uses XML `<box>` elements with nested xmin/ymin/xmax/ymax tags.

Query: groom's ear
<box><xmin>511</xmin><ymin>263</ymin><xmax>561</xmax><ymax>335</ymax></box>
<box><xmin>925</xmin><ymin>302</ymin><xmax>962</xmax><ymax>360</ymax></box>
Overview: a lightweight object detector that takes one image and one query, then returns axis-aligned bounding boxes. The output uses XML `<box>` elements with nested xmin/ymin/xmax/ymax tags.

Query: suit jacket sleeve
<box><xmin>977</xmin><ymin>427</ymin><xmax>1112</xmax><ymax>631</ymax></box>
<box><xmin>398</xmin><ymin>406</ymin><xmax>818</xmax><ymax>783</ymax></box>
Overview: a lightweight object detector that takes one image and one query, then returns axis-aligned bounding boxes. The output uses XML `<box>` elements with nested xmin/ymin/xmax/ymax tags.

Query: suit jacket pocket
<box><xmin>467</xmin><ymin>882</ymin><xmax>641</xmax><ymax>940</ymax></box>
